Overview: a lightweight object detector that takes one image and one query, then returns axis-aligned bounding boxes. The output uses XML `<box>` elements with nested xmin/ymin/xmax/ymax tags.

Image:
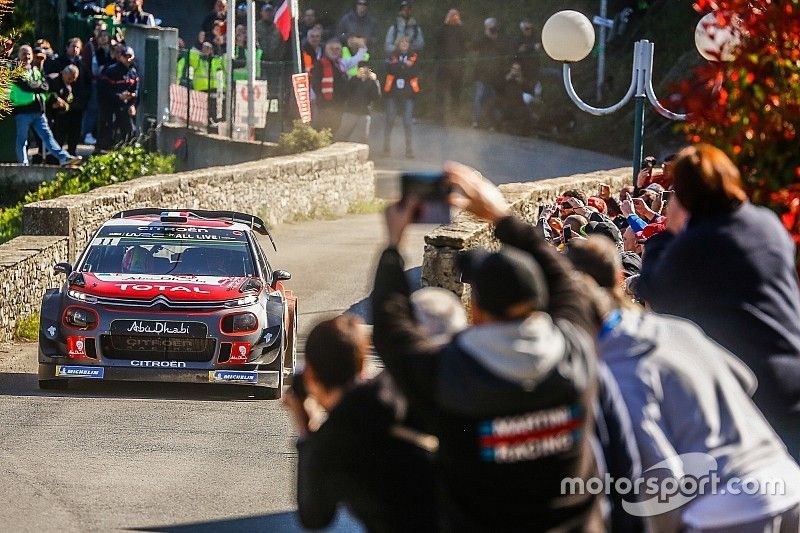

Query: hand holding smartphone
<box><xmin>400</xmin><ymin>172</ymin><xmax>452</xmax><ymax>225</ymax></box>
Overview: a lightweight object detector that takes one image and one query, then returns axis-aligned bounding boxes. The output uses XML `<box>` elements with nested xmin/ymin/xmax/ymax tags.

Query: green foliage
<box><xmin>276</xmin><ymin>120</ymin><xmax>332</xmax><ymax>155</ymax></box>
<box><xmin>14</xmin><ymin>312</ymin><xmax>39</xmax><ymax>342</ymax></box>
<box><xmin>0</xmin><ymin>146</ymin><xmax>175</xmax><ymax>244</ymax></box>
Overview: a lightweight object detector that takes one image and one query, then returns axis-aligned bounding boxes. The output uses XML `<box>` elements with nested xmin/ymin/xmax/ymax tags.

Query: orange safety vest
<box><xmin>320</xmin><ymin>58</ymin><xmax>336</xmax><ymax>101</ymax></box>
<box><xmin>384</xmin><ymin>53</ymin><xmax>420</xmax><ymax>94</ymax></box>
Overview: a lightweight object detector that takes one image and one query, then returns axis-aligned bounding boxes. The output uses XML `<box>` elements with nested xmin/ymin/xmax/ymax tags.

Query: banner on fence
<box><xmin>234</xmin><ymin>80</ymin><xmax>268</xmax><ymax>128</ymax></box>
<box><xmin>169</xmin><ymin>84</ymin><xmax>209</xmax><ymax>128</ymax></box>
<box><xmin>292</xmin><ymin>73</ymin><xmax>312</xmax><ymax>123</ymax></box>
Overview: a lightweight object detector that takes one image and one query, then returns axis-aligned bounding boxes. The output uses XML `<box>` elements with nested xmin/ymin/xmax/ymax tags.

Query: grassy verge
<box><xmin>14</xmin><ymin>313</ymin><xmax>39</xmax><ymax>342</ymax></box>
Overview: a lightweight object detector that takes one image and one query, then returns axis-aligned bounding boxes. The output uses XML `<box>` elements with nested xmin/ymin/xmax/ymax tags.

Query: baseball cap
<box><xmin>356</xmin><ymin>0</ymin><xmax>368</xmax><ymax>5</ymax></box>
<box><xmin>122</xmin><ymin>46</ymin><xmax>135</xmax><ymax>58</ymax></box>
<box><xmin>581</xmin><ymin>220</ymin><xmax>622</xmax><ymax>244</ymax></box>
<box><xmin>399</xmin><ymin>0</ymin><xmax>410</xmax><ymax>6</ymax></box>
<box><xmin>620</xmin><ymin>251</ymin><xmax>642</xmax><ymax>278</ymax></box>
<box><xmin>645</xmin><ymin>183</ymin><xmax>665</xmax><ymax>194</ymax></box>
<box><xmin>636</xmin><ymin>222</ymin><xmax>667</xmax><ymax>243</ymax></box>
<box><xmin>262</xmin><ymin>2</ymin><xmax>274</xmax><ymax>11</ymax></box>
<box><xmin>457</xmin><ymin>247</ymin><xmax>548</xmax><ymax>318</ymax></box>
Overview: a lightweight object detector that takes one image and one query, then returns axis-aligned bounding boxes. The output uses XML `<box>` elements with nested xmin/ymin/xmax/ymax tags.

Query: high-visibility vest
<box><xmin>233</xmin><ymin>47</ymin><xmax>263</xmax><ymax>81</ymax></box>
<box><xmin>384</xmin><ymin>53</ymin><xmax>420</xmax><ymax>95</ymax></box>
<box><xmin>177</xmin><ymin>49</ymin><xmax>226</xmax><ymax>91</ymax></box>
<box><xmin>342</xmin><ymin>47</ymin><xmax>369</xmax><ymax>78</ymax></box>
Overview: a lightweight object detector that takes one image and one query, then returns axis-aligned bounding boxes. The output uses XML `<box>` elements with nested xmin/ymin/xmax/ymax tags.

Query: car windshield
<box><xmin>79</xmin><ymin>226</ymin><xmax>256</xmax><ymax>277</ymax></box>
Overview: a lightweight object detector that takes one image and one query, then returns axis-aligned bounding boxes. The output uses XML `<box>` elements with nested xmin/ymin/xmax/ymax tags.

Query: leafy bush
<box><xmin>678</xmin><ymin>0</ymin><xmax>800</xmax><ymax>249</ymax></box>
<box><xmin>0</xmin><ymin>146</ymin><xmax>175</xmax><ymax>244</ymax></box>
<box><xmin>276</xmin><ymin>120</ymin><xmax>332</xmax><ymax>155</ymax></box>
<box><xmin>14</xmin><ymin>313</ymin><xmax>39</xmax><ymax>342</ymax></box>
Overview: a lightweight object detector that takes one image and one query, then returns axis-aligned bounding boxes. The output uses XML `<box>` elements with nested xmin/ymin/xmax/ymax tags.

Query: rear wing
<box><xmin>112</xmin><ymin>209</ymin><xmax>277</xmax><ymax>251</ymax></box>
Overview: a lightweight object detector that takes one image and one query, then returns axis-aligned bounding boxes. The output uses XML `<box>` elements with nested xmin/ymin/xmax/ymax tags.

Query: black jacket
<box><xmin>343</xmin><ymin>76</ymin><xmax>380</xmax><ymax>115</ymax></box>
<box><xmin>98</xmin><ymin>61</ymin><xmax>140</xmax><ymax>109</ymax></box>
<box><xmin>45</xmin><ymin>55</ymin><xmax>89</xmax><ymax>110</ymax></box>
<box><xmin>372</xmin><ymin>216</ymin><xmax>603</xmax><ymax>531</ymax></box>
<box><xmin>639</xmin><ymin>202</ymin><xmax>800</xmax><ymax>455</ymax></box>
<box><xmin>470</xmin><ymin>35</ymin><xmax>512</xmax><ymax>85</ymax></box>
<box><xmin>296</xmin><ymin>377</ymin><xmax>437</xmax><ymax>532</ymax></box>
<box><xmin>310</xmin><ymin>57</ymin><xmax>348</xmax><ymax>108</ymax></box>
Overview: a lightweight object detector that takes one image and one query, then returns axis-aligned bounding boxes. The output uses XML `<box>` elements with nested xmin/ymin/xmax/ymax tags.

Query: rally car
<box><xmin>37</xmin><ymin>209</ymin><xmax>297</xmax><ymax>399</ymax></box>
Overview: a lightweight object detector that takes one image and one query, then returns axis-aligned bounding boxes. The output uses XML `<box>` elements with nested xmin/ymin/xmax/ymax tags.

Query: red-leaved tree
<box><xmin>677</xmin><ymin>0</ymin><xmax>800</xmax><ymax>252</ymax></box>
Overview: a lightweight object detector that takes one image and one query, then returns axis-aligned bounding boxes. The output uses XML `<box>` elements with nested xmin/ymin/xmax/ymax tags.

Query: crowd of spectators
<box><xmin>286</xmin><ymin>146</ymin><xmax>800</xmax><ymax>532</ymax></box>
<box><xmin>10</xmin><ymin>0</ymin><xmax>156</xmax><ymax>165</ymax></box>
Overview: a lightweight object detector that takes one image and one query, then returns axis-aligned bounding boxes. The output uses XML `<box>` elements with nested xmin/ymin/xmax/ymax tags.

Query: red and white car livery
<box><xmin>37</xmin><ymin>210</ymin><xmax>297</xmax><ymax>399</ymax></box>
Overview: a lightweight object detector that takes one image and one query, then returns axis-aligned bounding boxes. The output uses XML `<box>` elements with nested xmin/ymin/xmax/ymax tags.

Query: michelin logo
<box><xmin>209</xmin><ymin>370</ymin><xmax>258</xmax><ymax>384</ymax></box>
<box><xmin>55</xmin><ymin>365</ymin><xmax>104</xmax><ymax>379</ymax></box>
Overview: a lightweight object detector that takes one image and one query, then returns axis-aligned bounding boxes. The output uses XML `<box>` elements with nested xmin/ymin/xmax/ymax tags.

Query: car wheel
<box><xmin>39</xmin><ymin>379</ymin><xmax>68</xmax><ymax>390</ymax></box>
<box><xmin>258</xmin><ymin>347</ymin><xmax>284</xmax><ymax>400</ymax></box>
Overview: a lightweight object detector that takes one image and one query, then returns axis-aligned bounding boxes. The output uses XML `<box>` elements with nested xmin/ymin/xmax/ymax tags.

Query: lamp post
<box><xmin>542</xmin><ymin>10</ymin><xmax>687</xmax><ymax>187</ymax></box>
<box><xmin>542</xmin><ymin>10</ymin><xmax>741</xmax><ymax>187</ymax></box>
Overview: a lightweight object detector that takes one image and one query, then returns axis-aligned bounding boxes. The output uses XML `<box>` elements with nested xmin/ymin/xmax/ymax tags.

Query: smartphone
<box><xmin>563</xmin><ymin>225</ymin><xmax>573</xmax><ymax>243</ymax></box>
<box><xmin>400</xmin><ymin>172</ymin><xmax>452</xmax><ymax>225</ymax></box>
<box><xmin>662</xmin><ymin>190</ymin><xmax>674</xmax><ymax>203</ymax></box>
<box><xmin>642</xmin><ymin>156</ymin><xmax>657</xmax><ymax>170</ymax></box>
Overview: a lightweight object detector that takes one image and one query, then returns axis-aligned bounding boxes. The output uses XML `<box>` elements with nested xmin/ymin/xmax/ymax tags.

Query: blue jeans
<box><xmin>472</xmin><ymin>81</ymin><xmax>496</xmax><ymax>126</ymax></box>
<box><xmin>81</xmin><ymin>80</ymin><xmax>98</xmax><ymax>137</ymax></box>
<box><xmin>15</xmin><ymin>112</ymin><xmax>70</xmax><ymax>165</ymax></box>
<box><xmin>385</xmin><ymin>97</ymin><xmax>414</xmax><ymax>154</ymax></box>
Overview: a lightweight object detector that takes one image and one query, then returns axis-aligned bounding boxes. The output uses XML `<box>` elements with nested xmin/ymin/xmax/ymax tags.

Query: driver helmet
<box><xmin>122</xmin><ymin>245</ymin><xmax>153</xmax><ymax>273</ymax></box>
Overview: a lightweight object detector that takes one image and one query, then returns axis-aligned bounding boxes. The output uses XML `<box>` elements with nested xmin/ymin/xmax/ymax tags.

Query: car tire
<box><xmin>39</xmin><ymin>379</ymin><xmax>68</xmax><ymax>390</ymax></box>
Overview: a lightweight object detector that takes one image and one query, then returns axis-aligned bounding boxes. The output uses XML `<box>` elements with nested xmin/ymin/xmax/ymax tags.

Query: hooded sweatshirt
<box><xmin>601</xmin><ymin>310</ymin><xmax>800</xmax><ymax>531</ymax></box>
<box><xmin>372</xmin><ymin>216</ymin><xmax>604</xmax><ymax>531</ymax></box>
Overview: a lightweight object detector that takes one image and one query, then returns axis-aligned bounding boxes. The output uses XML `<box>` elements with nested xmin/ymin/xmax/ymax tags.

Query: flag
<box><xmin>275</xmin><ymin>0</ymin><xmax>292</xmax><ymax>41</ymax></box>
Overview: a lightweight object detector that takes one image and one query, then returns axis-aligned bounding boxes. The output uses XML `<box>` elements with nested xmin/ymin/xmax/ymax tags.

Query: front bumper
<box><xmin>38</xmin><ymin>362</ymin><xmax>280</xmax><ymax>388</ymax></box>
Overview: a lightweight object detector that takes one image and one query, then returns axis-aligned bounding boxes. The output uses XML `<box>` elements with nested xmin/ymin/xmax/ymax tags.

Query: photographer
<box><xmin>335</xmin><ymin>62</ymin><xmax>381</xmax><ymax>143</ymax></box>
<box><xmin>372</xmin><ymin>162</ymin><xmax>603</xmax><ymax>530</ymax></box>
<box><xmin>284</xmin><ymin>314</ymin><xmax>437</xmax><ymax>532</ymax></box>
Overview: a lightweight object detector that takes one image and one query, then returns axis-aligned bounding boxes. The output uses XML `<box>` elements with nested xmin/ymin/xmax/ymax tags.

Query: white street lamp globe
<box><xmin>695</xmin><ymin>12</ymin><xmax>742</xmax><ymax>61</ymax></box>
<box><xmin>542</xmin><ymin>10</ymin><xmax>596</xmax><ymax>63</ymax></box>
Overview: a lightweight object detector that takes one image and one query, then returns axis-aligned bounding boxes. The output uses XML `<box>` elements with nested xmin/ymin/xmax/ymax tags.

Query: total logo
<box><xmin>114</xmin><ymin>284</ymin><xmax>211</xmax><ymax>294</ymax></box>
<box><xmin>130</xmin><ymin>361</ymin><xmax>187</xmax><ymax>368</ymax></box>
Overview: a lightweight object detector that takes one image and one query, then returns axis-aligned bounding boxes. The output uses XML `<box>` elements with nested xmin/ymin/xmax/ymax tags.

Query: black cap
<box><xmin>582</xmin><ymin>220</ymin><xmax>622</xmax><ymax>244</ymax></box>
<box><xmin>620</xmin><ymin>251</ymin><xmax>642</xmax><ymax>278</ymax></box>
<box><xmin>458</xmin><ymin>247</ymin><xmax>548</xmax><ymax>318</ymax></box>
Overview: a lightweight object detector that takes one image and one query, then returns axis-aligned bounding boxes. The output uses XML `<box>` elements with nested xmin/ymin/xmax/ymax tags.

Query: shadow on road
<box><xmin>130</xmin><ymin>509</ymin><xmax>362</xmax><ymax>532</ymax></box>
<box><xmin>0</xmin><ymin>371</ymin><xmax>282</xmax><ymax>402</ymax></box>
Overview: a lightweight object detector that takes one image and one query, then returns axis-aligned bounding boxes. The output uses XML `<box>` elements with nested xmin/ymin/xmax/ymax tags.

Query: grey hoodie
<box><xmin>600</xmin><ymin>310</ymin><xmax>800</xmax><ymax>530</ymax></box>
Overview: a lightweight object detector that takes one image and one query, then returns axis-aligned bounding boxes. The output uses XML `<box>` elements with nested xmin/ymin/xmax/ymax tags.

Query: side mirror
<box><xmin>272</xmin><ymin>270</ymin><xmax>292</xmax><ymax>284</ymax></box>
<box><xmin>54</xmin><ymin>262</ymin><xmax>73</xmax><ymax>275</ymax></box>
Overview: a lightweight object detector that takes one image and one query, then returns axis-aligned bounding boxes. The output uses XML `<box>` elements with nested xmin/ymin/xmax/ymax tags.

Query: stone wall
<box><xmin>422</xmin><ymin>168</ymin><xmax>631</xmax><ymax>301</ymax></box>
<box><xmin>157</xmin><ymin>124</ymin><xmax>277</xmax><ymax>171</ymax></box>
<box><xmin>0</xmin><ymin>236</ymin><xmax>68</xmax><ymax>342</ymax></box>
<box><xmin>23</xmin><ymin>142</ymin><xmax>374</xmax><ymax>262</ymax></box>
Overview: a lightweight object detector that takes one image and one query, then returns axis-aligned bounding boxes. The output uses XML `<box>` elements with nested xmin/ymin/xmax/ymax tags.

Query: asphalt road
<box><xmin>0</xmin><ymin>214</ymin><xmax>429</xmax><ymax>533</ymax></box>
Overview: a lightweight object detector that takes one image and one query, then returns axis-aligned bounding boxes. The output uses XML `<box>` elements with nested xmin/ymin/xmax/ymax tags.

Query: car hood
<box><xmin>76</xmin><ymin>273</ymin><xmax>256</xmax><ymax>301</ymax></box>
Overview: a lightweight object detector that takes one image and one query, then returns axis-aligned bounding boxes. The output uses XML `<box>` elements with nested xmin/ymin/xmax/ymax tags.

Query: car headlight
<box><xmin>63</xmin><ymin>306</ymin><xmax>99</xmax><ymax>330</ymax></box>
<box><xmin>220</xmin><ymin>312</ymin><xmax>259</xmax><ymax>334</ymax></box>
<box><xmin>67</xmin><ymin>289</ymin><xmax>97</xmax><ymax>303</ymax></box>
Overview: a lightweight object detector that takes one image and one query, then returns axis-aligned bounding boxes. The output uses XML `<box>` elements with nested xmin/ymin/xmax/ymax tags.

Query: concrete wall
<box><xmin>422</xmin><ymin>168</ymin><xmax>631</xmax><ymax>301</ymax></box>
<box><xmin>158</xmin><ymin>123</ymin><xmax>277</xmax><ymax>171</ymax></box>
<box><xmin>124</xmin><ymin>24</ymin><xmax>179</xmax><ymax>128</ymax></box>
<box><xmin>22</xmin><ymin>143</ymin><xmax>374</xmax><ymax>262</ymax></box>
<box><xmin>0</xmin><ymin>236</ymin><xmax>69</xmax><ymax>342</ymax></box>
<box><xmin>0</xmin><ymin>164</ymin><xmax>76</xmax><ymax>186</ymax></box>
